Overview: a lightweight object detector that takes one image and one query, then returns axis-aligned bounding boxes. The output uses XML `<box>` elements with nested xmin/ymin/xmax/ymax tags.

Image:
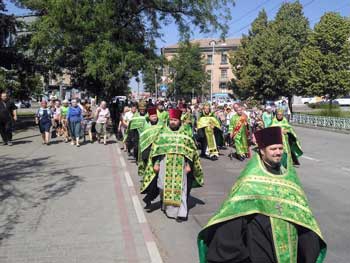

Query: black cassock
<box><xmin>204</xmin><ymin>214</ymin><xmax>321</xmax><ymax>263</ymax></box>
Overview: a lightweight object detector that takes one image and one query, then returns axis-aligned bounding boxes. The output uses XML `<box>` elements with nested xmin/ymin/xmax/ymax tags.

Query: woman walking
<box><xmin>35</xmin><ymin>100</ymin><xmax>53</xmax><ymax>145</ymax></box>
<box><xmin>67</xmin><ymin>99</ymin><xmax>83</xmax><ymax>147</ymax></box>
<box><xmin>82</xmin><ymin>103</ymin><xmax>94</xmax><ymax>143</ymax></box>
<box><xmin>119</xmin><ymin>106</ymin><xmax>131</xmax><ymax>151</ymax></box>
<box><xmin>95</xmin><ymin>101</ymin><xmax>110</xmax><ymax>145</ymax></box>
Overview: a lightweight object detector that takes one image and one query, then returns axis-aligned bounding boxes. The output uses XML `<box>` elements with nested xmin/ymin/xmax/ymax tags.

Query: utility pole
<box><xmin>209</xmin><ymin>40</ymin><xmax>217</xmax><ymax>104</ymax></box>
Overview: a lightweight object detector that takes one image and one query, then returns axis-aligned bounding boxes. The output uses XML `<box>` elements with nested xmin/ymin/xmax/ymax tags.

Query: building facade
<box><xmin>161</xmin><ymin>38</ymin><xmax>240</xmax><ymax>96</ymax></box>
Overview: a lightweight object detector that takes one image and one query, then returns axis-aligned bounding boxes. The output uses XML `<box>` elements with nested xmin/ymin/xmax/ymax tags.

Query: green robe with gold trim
<box><xmin>271</xmin><ymin>117</ymin><xmax>303</xmax><ymax>167</ymax></box>
<box><xmin>197</xmin><ymin>154</ymin><xmax>326</xmax><ymax>263</ymax></box>
<box><xmin>197</xmin><ymin>113</ymin><xmax>223</xmax><ymax>157</ymax></box>
<box><xmin>138</xmin><ymin>122</ymin><xmax>163</xmax><ymax>177</ymax></box>
<box><xmin>157</xmin><ymin>110</ymin><xmax>169</xmax><ymax>126</ymax></box>
<box><xmin>181</xmin><ymin>112</ymin><xmax>194</xmax><ymax>137</ymax></box>
<box><xmin>228</xmin><ymin>113</ymin><xmax>249</xmax><ymax>156</ymax></box>
<box><xmin>141</xmin><ymin>127</ymin><xmax>204</xmax><ymax>207</ymax></box>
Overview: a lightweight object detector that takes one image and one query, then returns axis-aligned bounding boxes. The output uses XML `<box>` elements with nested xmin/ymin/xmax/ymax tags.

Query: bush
<box><xmin>307</xmin><ymin>103</ymin><xmax>340</xmax><ymax>110</ymax></box>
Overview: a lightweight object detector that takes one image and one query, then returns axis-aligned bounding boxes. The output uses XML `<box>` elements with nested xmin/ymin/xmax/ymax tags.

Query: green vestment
<box><xmin>197</xmin><ymin>154</ymin><xmax>326</xmax><ymax>263</ymax></box>
<box><xmin>138</xmin><ymin>122</ymin><xmax>163</xmax><ymax>177</ymax></box>
<box><xmin>157</xmin><ymin>110</ymin><xmax>169</xmax><ymax>126</ymax></box>
<box><xmin>141</xmin><ymin>127</ymin><xmax>204</xmax><ymax>206</ymax></box>
<box><xmin>181</xmin><ymin>112</ymin><xmax>194</xmax><ymax>137</ymax></box>
<box><xmin>271</xmin><ymin>117</ymin><xmax>303</xmax><ymax>167</ymax></box>
<box><xmin>229</xmin><ymin>114</ymin><xmax>249</xmax><ymax>156</ymax></box>
<box><xmin>197</xmin><ymin>113</ymin><xmax>222</xmax><ymax>157</ymax></box>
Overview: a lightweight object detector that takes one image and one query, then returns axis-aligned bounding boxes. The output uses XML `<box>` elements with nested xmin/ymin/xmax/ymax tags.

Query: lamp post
<box><xmin>209</xmin><ymin>40</ymin><xmax>217</xmax><ymax>104</ymax></box>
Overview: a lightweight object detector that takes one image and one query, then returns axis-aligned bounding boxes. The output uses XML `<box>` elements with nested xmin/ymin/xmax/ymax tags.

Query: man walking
<box><xmin>141</xmin><ymin>108</ymin><xmax>204</xmax><ymax>222</ymax></box>
<box><xmin>198</xmin><ymin>126</ymin><xmax>326</xmax><ymax>263</ymax></box>
<box><xmin>0</xmin><ymin>92</ymin><xmax>17</xmax><ymax>146</ymax></box>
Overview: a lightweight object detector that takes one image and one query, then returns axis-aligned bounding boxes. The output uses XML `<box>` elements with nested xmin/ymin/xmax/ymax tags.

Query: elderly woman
<box><xmin>95</xmin><ymin>101</ymin><xmax>110</xmax><ymax>145</ymax></box>
<box><xmin>67</xmin><ymin>99</ymin><xmax>83</xmax><ymax>147</ymax></box>
<box><xmin>35</xmin><ymin>100</ymin><xmax>54</xmax><ymax>145</ymax></box>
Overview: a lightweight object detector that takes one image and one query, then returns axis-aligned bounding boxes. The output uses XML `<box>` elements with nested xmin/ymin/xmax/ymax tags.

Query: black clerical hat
<box><xmin>254</xmin><ymin>127</ymin><xmax>283</xmax><ymax>149</ymax></box>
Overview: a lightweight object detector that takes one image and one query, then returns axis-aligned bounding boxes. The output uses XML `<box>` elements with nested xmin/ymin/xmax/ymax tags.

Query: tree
<box><xmin>168</xmin><ymin>42</ymin><xmax>208</xmax><ymax>100</ymax></box>
<box><xmin>142</xmin><ymin>58</ymin><xmax>163</xmax><ymax>94</ymax></box>
<box><xmin>13</xmin><ymin>0</ymin><xmax>235</xmax><ymax>99</ymax></box>
<box><xmin>291</xmin><ymin>12</ymin><xmax>350</xmax><ymax>103</ymax></box>
<box><xmin>230</xmin><ymin>9</ymin><xmax>268</xmax><ymax>99</ymax></box>
<box><xmin>230</xmin><ymin>2</ymin><xmax>310</xmax><ymax>112</ymax></box>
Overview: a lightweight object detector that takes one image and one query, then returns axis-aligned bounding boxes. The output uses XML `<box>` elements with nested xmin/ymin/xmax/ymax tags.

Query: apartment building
<box><xmin>162</xmin><ymin>38</ymin><xmax>241</xmax><ymax>96</ymax></box>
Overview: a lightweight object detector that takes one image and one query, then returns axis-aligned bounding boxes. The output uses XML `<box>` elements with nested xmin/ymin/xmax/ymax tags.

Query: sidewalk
<box><xmin>0</xmin><ymin>128</ymin><xmax>161</xmax><ymax>263</ymax></box>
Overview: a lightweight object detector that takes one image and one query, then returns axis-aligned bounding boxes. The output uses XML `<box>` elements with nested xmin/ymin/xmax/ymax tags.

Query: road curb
<box><xmin>114</xmin><ymin>144</ymin><xmax>164</xmax><ymax>263</ymax></box>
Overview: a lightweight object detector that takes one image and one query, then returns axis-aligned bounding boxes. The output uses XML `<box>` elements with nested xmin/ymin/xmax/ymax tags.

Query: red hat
<box><xmin>148</xmin><ymin>107</ymin><xmax>157</xmax><ymax>116</ymax></box>
<box><xmin>254</xmin><ymin>127</ymin><xmax>283</xmax><ymax>149</ymax></box>
<box><xmin>168</xmin><ymin>108</ymin><xmax>182</xmax><ymax>120</ymax></box>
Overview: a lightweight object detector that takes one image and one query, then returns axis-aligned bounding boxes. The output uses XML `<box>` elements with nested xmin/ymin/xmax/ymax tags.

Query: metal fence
<box><xmin>291</xmin><ymin>113</ymin><xmax>350</xmax><ymax>130</ymax></box>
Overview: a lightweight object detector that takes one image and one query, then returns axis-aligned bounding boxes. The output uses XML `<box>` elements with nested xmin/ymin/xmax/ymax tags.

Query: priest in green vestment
<box><xmin>124</xmin><ymin>101</ymin><xmax>147</xmax><ymax>161</ymax></box>
<box><xmin>157</xmin><ymin>101</ymin><xmax>169</xmax><ymax>126</ymax></box>
<box><xmin>197</xmin><ymin>127</ymin><xmax>326</xmax><ymax>263</ymax></box>
<box><xmin>139</xmin><ymin>107</ymin><xmax>163</xmax><ymax>208</ymax></box>
<box><xmin>141</xmin><ymin>108</ymin><xmax>204</xmax><ymax>222</ymax></box>
<box><xmin>197</xmin><ymin>104</ymin><xmax>223</xmax><ymax>161</ymax></box>
<box><xmin>229</xmin><ymin>105</ymin><xmax>250</xmax><ymax>161</ymax></box>
<box><xmin>271</xmin><ymin>109</ymin><xmax>303</xmax><ymax>166</ymax></box>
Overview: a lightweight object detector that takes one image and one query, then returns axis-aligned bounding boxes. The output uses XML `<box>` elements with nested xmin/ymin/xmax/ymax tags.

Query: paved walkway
<box><xmin>0</xmin><ymin>128</ymin><xmax>162</xmax><ymax>263</ymax></box>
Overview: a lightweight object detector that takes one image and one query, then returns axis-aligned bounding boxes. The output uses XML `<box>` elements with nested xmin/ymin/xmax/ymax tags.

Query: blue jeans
<box><xmin>69</xmin><ymin>121</ymin><xmax>81</xmax><ymax>138</ymax></box>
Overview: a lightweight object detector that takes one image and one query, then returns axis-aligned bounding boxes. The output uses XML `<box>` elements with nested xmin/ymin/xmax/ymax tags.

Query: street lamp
<box><xmin>209</xmin><ymin>40</ymin><xmax>217</xmax><ymax>104</ymax></box>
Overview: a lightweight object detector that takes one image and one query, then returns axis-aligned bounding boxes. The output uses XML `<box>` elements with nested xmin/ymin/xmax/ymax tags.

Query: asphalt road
<box><xmin>126</xmin><ymin>126</ymin><xmax>350</xmax><ymax>263</ymax></box>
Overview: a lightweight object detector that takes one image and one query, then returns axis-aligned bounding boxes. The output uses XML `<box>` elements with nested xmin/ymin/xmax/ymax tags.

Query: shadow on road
<box><xmin>0</xmin><ymin>156</ymin><xmax>83</xmax><ymax>244</ymax></box>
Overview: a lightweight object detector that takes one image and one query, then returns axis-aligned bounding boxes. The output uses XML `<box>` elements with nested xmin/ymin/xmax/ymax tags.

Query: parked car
<box><xmin>308</xmin><ymin>96</ymin><xmax>324</xmax><ymax>104</ymax></box>
<box><xmin>335</xmin><ymin>96</ymin><xmax>350</xmax><ymax>106</ymax></box>
<box><xmin>301</xmin><ymin>97</ymin><xmax>312</xmax><ymax>104</ymax></box>
<box><xmin>15</xmin><ymin>100</ymin><xmax>31</xmax><ymax>109</ymax></box>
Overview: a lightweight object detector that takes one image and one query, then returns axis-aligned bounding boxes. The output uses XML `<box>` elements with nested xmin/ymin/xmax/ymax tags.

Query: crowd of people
<box><xmin>119</xmin><ymin>98</ymin><xmax>326</xmax><ymax>262</ymax></box>
<box><xmin>0</xmin><ymin>91</ymin><xmax>327</xmax><ymax>262</ymax></box>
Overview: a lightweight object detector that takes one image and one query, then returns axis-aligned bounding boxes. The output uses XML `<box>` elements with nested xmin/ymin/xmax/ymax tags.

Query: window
<box><xmin>207</xmin><ymin>54</ymin><xmax>213</xmax><ymax>65</ymax></box>
<box><xmin>221</xmin><ymin>69</ymin><xmax>228</xmax><ymax>79</ymax></box>
<box><xmin>219</xmin><ymin>82</ymin><xmax>227</xmax><ymax>90</ymax></box>
<box><xmin>221</xmin><ymin>53</ymin><xmax>228</xmax><ymax>64</ymax></box>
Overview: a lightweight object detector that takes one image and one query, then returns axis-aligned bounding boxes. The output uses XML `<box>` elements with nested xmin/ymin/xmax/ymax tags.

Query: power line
<box><xmin>229</xmin><ymin>0</ymin><xmax>273</xmax><ymax>25</ymax></box>
<box><xmin>229</xmin><ymin>0</ymin><xmax>285</xmax><ymax>36</ymax></box>
<box><xmin>228</xmin><ymin>0</ymin><xmax>319</xmax><ymax>37</ymax></box>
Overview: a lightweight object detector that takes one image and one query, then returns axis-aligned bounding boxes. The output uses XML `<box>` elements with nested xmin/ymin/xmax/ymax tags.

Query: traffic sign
<box><xmin>159</xmin><ymin>84</ymin><xmax>168</xmax><ymax>92</ymax></box>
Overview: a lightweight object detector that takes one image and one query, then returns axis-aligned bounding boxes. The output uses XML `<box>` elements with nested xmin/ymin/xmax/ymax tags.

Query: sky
<box><xmin>3</xmin><ymin>0</ymin><xmax>350</xmax><ymax>91</ymax></box>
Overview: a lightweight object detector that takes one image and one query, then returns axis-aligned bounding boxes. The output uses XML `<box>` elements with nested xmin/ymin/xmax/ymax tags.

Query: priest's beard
<box><xmin>169</xmin><ymin>123</ymin><xmax>180</xmax><ymax>131</ymax></box>
<box><xmin>150</xmin><ymin>120</ymin><xmax>158</xmax><ymax>125</ymax></box>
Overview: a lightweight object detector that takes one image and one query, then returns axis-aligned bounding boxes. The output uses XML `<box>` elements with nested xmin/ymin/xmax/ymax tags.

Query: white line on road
<box><xmin>124</xmin><ymin>171</ymin><xmax>134</xmax><ymax>187</ymax></box>
<box><xmin>302</xmin><ymin>155</ymin><xmax>321</xmax><ymax>162</ymax></box>
<box><xmin>131</xmin><ymin>195</ymin><xmax>147</xmax><ymax>223</ymax></box>
<box><xmin>115</xmin><ymin>143</ymin><xmax>163</xmax><ymax>263</ymax></box>
<box><xmin>119</xmin><ymin>156</ymin><xmax>126</xmax><ymax>168</ymax></box>
<box><xmin>341</xmin><ymin>167</ymin><xmax>350</xmax><ymax>173</ymax></box>
<box><xmin>146</xmin><ymin>242</ymin><xmax>164</xmax><ymax>263</ymax></box>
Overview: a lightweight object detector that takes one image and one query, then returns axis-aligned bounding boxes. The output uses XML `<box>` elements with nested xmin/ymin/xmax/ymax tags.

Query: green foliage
<box><xmin>291</xmin><ymin>12</ymin><xmax>350</xmax><ymax>100</ymax></box>
<box><xmin>142</xmin><ymin>57</ymin><xmax>164</xmax><ymax>94</ymax></box>
<box><xmin>13</xmin><ymin>0</ymin><xmax>235</xmax><ymax>98</ymax></box>
<box><xmin>231</xmin><ymin>2</ymin><xmax>310</xmax><ymax>104</ymax></box>
<box><xmin>168</xmin><ymin>42</ymin><xmax>208</xmax><ymax>99</ymax></box>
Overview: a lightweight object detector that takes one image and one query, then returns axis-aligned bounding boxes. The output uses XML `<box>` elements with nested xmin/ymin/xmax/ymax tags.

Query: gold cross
<box><xmin>279</xmin><ymin>244</ymin><xmax>288</xmax><ymax>252</ymax></box>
